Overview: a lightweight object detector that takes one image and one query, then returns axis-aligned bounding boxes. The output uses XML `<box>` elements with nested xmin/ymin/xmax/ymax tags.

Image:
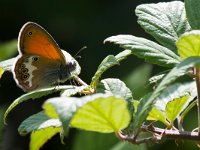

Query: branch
<box><xmin>118</xmin><ymin>125</ymin><xmax>200</xmax><ymax>144</ymax></box>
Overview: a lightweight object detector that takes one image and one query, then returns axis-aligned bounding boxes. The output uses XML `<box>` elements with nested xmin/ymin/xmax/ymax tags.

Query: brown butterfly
<box><xmin>13</xmin><ymin>22</ymin><xmax>80</xmax><ymax>92</ymax></box>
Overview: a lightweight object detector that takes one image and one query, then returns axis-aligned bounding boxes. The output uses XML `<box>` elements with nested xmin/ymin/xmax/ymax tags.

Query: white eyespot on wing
<box><xmin>24</xmin><ymin>56</ymin><xmax>38</xmax><ymax>87</ymax></box>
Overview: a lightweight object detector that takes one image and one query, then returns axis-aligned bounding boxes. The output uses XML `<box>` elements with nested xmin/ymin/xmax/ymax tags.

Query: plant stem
<box><xmin>195</xmin><ymin>67</ymin><xmax>200</xmax><ymax>135</ymax></box>
<box><xmin>74</xmin><ymin>76</ymin><xmax>88</xmax><ymax>86</ymax></box>
<box><xmin>118</xmin><ymin>125</ymin><xmax>200</xmax><ymax>144</ymax></box>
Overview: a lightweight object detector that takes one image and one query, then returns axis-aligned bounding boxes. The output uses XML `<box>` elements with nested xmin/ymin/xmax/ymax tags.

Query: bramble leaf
<box><xmin>177</xmin><ymin>30</ymin><xmax>200</xmax><ymax>59</ymax></box>
<box><xmin>133</xmin><ymin>57</ymin><xmax>200</xmax><ymax>129</ymax></box>
<box><xmin>105</xmin><ymin>35</ymin><xmax>180</xmax><ymax>67</ymax></box>
<box><xmin>136</xmin><ymin>1</ymin><xmax>191</xmax><ymax>51</ymax></box>
<box><xmin>70</xmin><ymin>95</ymin><xmax>130</xmax><ymax>133</ymax></box>
<box><xmin>18</xmin><ymin>111</ymin><xmax>61</xmax><ymax>136</ymax></box>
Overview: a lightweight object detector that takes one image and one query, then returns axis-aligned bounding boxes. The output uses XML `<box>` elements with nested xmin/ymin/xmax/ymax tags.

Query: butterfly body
<box><xmin>13</xmin><ymin>22</ymin><xmax>80</xmax><ymax>92</ymax></box>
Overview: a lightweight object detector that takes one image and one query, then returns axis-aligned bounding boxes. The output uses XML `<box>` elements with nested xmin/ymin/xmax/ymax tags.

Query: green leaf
<box><xmin>105</xmin><ymin>35</ymin><xmax>180</xmax><ymax>67</ymax></box>
<box><xmin>18</xmin><ymin>111</ymin><xmax>61</xmax><ymax>136</ymax></box>
<box><xmin>96</xmin><ymin>78</ymin><xmax>134</xmax><ymax>126</ymax></box>
<box><xmin>43</xmin><ymin>94</ymin><xmax>106</xmax><ymax>135</ymax></box>
<box><xmin>166</xmin><ymin>94</ymin><xmax>190</xmax><ymax>123</ymax></box>
<box><xmin>136</xmin><ymin>1</ymin><xmax>191</xmax><ymax>51</ymax></box>
<box><xmin>0</xmin><ymin>40</ymin><xmax>17</xmax><ymax>61</ymax></box>
<box><xmin>177</xmin><ymin>30</ymin><xmax>200</xmax><ymax>59</ymax></box>
<box><xmin>4</xmin><ymin>85</ymin><xmax>75</xmax><ymax>124</ymax></box>
<box><xmin>147</xmin><ymin>107</ymin><xmax>167</xmax><ymax>125</ymax></box>
<box><xmin>91</xmin><ymin>55</ymin><xmax>119</xmax><ymax>88</ymax></box>
<box><xmin>96</xmin><ymin>78</ymin><xmax>133</xmax><ymax>103</ymax></box>
<box><xmin>155</xmin><ymin>82</ymin><xmax>196</xmax><ymax>113</ymax></box>
<box><xmin>148</xmin><ymin>73</ymin><xmax>165</xmax><ymax>85</ymax></box>
<box><xmin>30</xmin><ymin>127</ymin><xmax>61</xmax><ymax>150</ymax></box>
<box><xmin>185</xmin><ymin>0</ymin><xmax>200</xmax><ymax>29</ymax></box>
<box><xmin>70</xmin><ymin>95</ymin><xmax>131</xmax><ymax>133</ymax></box>
<box><xmin>133</xmin><ymin>56</ymin><xmax>200</xmax><ymax>129</ymax></box>
<box><xmin>133</xmin><ymin>100</ymin><xmax>167</xmax><ymax>125</ymax></box>
<box><xmin>114</xmin><ymin>49</ymin><xmax>132</xmax><ymax>62</ymax></box>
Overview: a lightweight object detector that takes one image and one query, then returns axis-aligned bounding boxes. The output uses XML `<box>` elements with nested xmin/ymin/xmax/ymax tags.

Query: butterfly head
<box><xmin>60</xmin><ymin>50</ymin><xmax>81</xmax><ymax>81</ymax></box>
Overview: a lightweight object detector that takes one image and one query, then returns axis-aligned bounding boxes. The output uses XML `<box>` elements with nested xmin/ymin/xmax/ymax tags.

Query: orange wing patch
<box><xmin>18</xmin><ymin>22</ymin><xmax>66</xmax><ymax>62</ymax></box>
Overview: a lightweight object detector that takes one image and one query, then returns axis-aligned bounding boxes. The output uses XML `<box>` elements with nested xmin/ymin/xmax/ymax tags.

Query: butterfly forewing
<box><xmin>18</xmin><ymin>22</ymin><xmax>66</xmax><ymax>63</ymax></box>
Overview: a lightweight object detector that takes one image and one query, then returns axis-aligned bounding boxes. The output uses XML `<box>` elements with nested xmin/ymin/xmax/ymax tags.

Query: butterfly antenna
<box><xmin>74</xmin><ymin>46</ymin><xmax>87</xmax><ymax>59</ymax></box>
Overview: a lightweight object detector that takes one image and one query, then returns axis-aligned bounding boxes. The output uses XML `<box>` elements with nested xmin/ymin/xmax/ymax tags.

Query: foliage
<box><xmin>1</xmin><ymin>0</ymin><xmax>200</xmax><ymax>149</ymax></box>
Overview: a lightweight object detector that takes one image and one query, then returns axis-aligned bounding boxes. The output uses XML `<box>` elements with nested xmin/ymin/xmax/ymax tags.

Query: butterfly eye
<box><xmin>32</xmin><ymin>56</ymin><xmax>38</xmax><ymax>62</ymax></box>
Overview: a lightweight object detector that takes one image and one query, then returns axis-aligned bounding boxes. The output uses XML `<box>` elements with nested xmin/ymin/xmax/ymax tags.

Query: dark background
<box><xmin>0</xmin><ymin>0</ymin><xmax>199</xmax><ymax>150</ymax></box>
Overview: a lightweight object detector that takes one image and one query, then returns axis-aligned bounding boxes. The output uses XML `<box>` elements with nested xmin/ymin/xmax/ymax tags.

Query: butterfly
<box><xmin>13</xmin><ymin>22</ymin><xmax>80</xmax><ymax>92</ymax></box>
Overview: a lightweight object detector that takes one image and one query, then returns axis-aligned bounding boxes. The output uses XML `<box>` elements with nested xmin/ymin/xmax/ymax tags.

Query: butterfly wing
<box><xmin>13</xmin><ymin>54</ymin><xmax>70</xmax><ymax>92</ymax></box>
<box><xmin>18</xmin><ymin>22</ymin><xmax>66</xmax><ymax>63</ymax></box>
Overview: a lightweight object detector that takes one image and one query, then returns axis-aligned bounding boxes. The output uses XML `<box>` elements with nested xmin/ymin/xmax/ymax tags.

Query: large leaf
<box><xmin>70</xmin><ymin>95</ymin><xmax>130</xmax><ymax>133</ymax></box>
<box><xmin>105</xmin><ymin>35</ymin><xmax>180</xmax><ymax>67</ymax></box>
<box><xmin>30</xmin><ymin>127</ymin><xmax>61</xmax><ymax>150</ymax></box>
<box><xmin>177</xmin><ymin>30</ymin><xmax>200</xmax><ymax>59</ymax></box>
<box><xmin>44</xmin><ymin>94</ymin><xmax>130</xmax><ymax>133</ymax></box>
<box><xmin>133</xmin><ymin>56</ymin><xmax>200</xmax><ymax>129</ymax></box>
<box><xmin>185</xmin><ymin>0</ymin><xmax>200</xmax><ymax>29</ymax></box>
<box><xmin>18</xmin><ymin>111</ymin><xmax>61</xmax><ymax>136</ymax></box>
<box><xmin>136</xmin><ymin>1</ymin><xmax>191</xmax><ymax>51</ymax></box>
<box><xmin>4</xmin><ymin>85</ymin><xmax>76</xmax><ymax>124</ymax></box>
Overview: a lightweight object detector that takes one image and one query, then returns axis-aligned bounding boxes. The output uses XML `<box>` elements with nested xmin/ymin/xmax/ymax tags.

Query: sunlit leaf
<box><xmin>132</xmin><ymin>57</ymin><xmax>200</xmax><ymax>129</ymax></box>
<box><xmin>136</xmin><ymin>1</ymin><xmax>191</xmax><ymax>51</ymax></box>
<box><xmin>155</xmin><ymin>82</ymin><xmax>196</xmax><ymax>112</ymax></box>
<box><xmin>147</xmin><ymin>107</ymin><xmax>167</xmax><ymax>125</ymax></box>
<box><xmin>30</xmin><ymin>127</ymin><xmax>61</xmax><ymax>150</ymax></box>
<box><xmin>105</xmin><ymin>35</ymin><xmax>180</xmax><ymax>67</ymax></box>
<box><xmin>166</xmin><ymin>94</ymin><xmax>190</xmax><ymax>123</ymax></box>
<box><xmin>177</xmin><ymin>30</ymin><xmax>200</xmax><ymax>59</ymax></box>
<box><xmin>70</xmin><ymin>95</ymin><xmax>130</xmax><ymax>133</ymax></box>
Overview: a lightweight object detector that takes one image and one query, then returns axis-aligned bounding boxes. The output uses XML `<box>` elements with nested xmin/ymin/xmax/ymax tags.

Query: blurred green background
<box><xmin>1</xmin><ymin>0</ymin><xmax>199</xmax><ymax>150</ymax></box>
